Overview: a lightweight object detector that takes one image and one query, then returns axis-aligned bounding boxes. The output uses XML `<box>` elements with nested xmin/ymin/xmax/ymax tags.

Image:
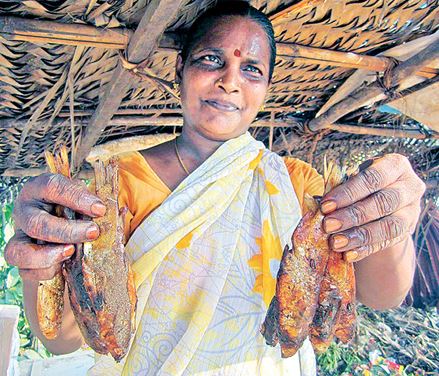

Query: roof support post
<box><xmin>73</xmin><ymin>0</ymin><xmax>187</xmax><ymax>170</ymax></box>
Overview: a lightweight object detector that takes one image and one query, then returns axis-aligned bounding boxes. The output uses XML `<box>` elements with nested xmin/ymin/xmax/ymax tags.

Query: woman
<box><xmin>5</xmin><ymin>2</ymin><xmax>425</xmax><ymax>375</ymax></box>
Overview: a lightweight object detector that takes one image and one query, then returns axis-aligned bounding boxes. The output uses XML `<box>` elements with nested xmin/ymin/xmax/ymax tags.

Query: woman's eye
<box><xmin>201</xmin><ymin>55</ymin><xmax>221</xmax><ymax>64</ymax></box>
<box><xmin>243</xmin><ymin>65</ymin><xmax>262</xmax><ymax>75</ymax></box>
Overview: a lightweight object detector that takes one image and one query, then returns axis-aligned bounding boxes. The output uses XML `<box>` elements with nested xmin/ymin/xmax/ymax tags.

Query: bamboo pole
<box><xmin>0</xmin><ymin>16</ymin><xmax>132</xmax><ymax>49</ymax></box>
<box><xmin>1</xmin><ymin>16</ymin><xmax>436</xmax><ymax>77</ymax></box>
<box><xmin>273</xmin><ymin>121</ymin><xmax>437</xmax><ymax>152</ymax></box>
<box><xmin>2</xmin><ymin>116</ymin><xmax>435</xmax><ymax>139</ymax></box>
<box><xmin>3</xmin><ymin>134</ymin><xmax>179</xmax><ymax>177</ymax></box>
<box><xmin>340</xmin><ymin>74</ymin><xmax>439</xmax><ymax>128</ymax></box>
<box><xmin>307</xmin><ymin>40</ymin><xmax>439</xmax><ymax>132</ymax></box>
<box><xmin>327</xmin><ymin>123</ymin><xmax>437</xmax><ymax>139</ymax></box>
<box><xmin>277</xmin><ymin>43</ymin><xmax>437</xmax><ymax>78</ymax></box>
<box><xmin>277</xmin><ymin>43</ymin><xmax>388</xmax><ymax>72</ymax></box>
<box><xmin>73</xmin><ymin>0</ymin><xmax>187</xmax><ymax>171</ymax></box>
<box><xmin>0</xmin><ymin>116</ymin><xmax>300</xmax><ymax>130</ymax></box>
<box><xmin>57</xmin><ymin>108</ymin><xmax>183</xmax><ymax>117</ymax></box>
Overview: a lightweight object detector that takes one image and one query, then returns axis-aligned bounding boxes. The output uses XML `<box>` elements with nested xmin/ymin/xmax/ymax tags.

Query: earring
<box><xmin>259</xmin><ymin>103</ymin><xmax>265</xmax><ymax>112</ymax></box>
<box><xmin>172</xmin><ymin>82</ymin><xmax>181</xmax><ymax>99</ymax></box>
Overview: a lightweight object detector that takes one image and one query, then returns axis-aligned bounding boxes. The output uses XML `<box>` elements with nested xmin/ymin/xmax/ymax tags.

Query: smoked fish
<box><xmin>261</xmin><ymin>161</ymin><xmax>356</xmax><ymax>357</ymax></box>
<box><xmin>38</xmin><ymin>147</ymin><xmax>136</xmax><ymax>361</ymax></box>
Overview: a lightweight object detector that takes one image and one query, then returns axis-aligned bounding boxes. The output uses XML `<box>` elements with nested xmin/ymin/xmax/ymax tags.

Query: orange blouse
<box><xmin>117</xmin><ymin>151</ymin><xmax>324</xmax><ymax>241</ymax></box>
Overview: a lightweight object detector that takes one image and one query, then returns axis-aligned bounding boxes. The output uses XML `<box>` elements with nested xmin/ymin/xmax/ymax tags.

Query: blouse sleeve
<box><xmin>117</xmin><ymin>157</ymin><xmax>135</xmax><ymax>243</ymax></box>
<box><xmin>283</xmin><ymin>157</ymin><xmax>324</xmax><ymax>214</ymax></box>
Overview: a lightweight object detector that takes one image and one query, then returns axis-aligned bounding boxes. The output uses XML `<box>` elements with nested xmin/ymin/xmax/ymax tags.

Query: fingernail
<box><xmin>63</xmin><ymin>245</ymin><xmax>75</xmax><ymax>257</ymax></box>
<box><xmin>332</xmin><ymin>234</ymin><xmax>349</xmax><ymax>250</ymax></box>
<box><xmin>91</xmin><ymin>202</ymin><xmax>106</xmax><ymax>217</ymax></box>
<box><xmin>321</xmin><ymin>200</ymin><xmax>337</xmax><ymax>214</ymax></box>
<box><xmin>86</xmin><ymin>225</ymin><xmax>99</xmax><ymax>240</ymax></box>
<box><xmin>345</xmin><ymin>251</ymin><xmax>359</xmax><ymax>263</ymax></box>
<box><xmin>324</xmin><ymin>218</ymin><xmax>343</xmax><ymax>233</ymax></box>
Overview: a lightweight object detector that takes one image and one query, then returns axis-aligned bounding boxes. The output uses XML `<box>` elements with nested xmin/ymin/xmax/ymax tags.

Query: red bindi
<box><xmin>234</xmin><ymin>49</ymin><xmax>241</xmax><ymax>57</ymax></box>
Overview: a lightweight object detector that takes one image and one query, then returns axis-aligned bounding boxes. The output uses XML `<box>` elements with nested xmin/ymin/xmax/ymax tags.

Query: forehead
<box><xmin>192</xmin><ymin>16</ymin><xmax>270</xmax><ymax>60</ymax></box>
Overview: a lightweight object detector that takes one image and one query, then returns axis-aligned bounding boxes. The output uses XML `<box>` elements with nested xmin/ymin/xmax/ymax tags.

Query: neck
<box><xmin>177</xmin><ymin>127</ymin><xmax>226</xmax><ymax>169</ymax></box>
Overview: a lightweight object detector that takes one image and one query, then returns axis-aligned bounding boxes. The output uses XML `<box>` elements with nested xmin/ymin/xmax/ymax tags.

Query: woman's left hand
<box><xmin>320</xmin><ymin>153</ymin><xmax>425</xmax><ymax>262</ymax></box>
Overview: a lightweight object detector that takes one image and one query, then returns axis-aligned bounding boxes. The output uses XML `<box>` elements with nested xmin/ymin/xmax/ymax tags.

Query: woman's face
<box><xmin>177</xmin><ymin>16</ymin><xmax>271</xmax><ymax>141</ymax></box>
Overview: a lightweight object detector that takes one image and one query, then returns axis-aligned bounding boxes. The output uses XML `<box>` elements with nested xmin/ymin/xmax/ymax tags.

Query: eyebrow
<box><xmin>191</xmin><ymin>47</ymin><xmax>224</xmax><ymax>55</ymax></box>
<box><xmin>246</xmin><ymin>58</ymin><xmax>264</xmax><ymax>67</ymax></box>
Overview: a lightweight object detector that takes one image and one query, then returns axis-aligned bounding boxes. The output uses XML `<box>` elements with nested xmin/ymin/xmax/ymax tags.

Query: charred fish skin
<box><xmin>64</xmin><ymin>159</ymin><xmax>136</xmax><ymax>361</ymax></box>
<box><xmin>37</xmin><ymin>272</ymin><xmax>65</xmax><ymax>339</ymax></box>
<box><xmin>310</xmin><ymin>162</ymin><xmax>357</xmax><ymax>351</ymax></box>
<box><xmin>334</xmin><ymin>262</ymin><xmax>356</xmax><ymax>344</ymax></box>
<box><xmin>309</xmin><ymin>251</ymin><xmax>343</xmax><ymax>353</ymax></box>
<box><xmin>262</xmin><ymin>205</ymin><xmax>330</xmax><ymax>358</ymax></box>
<box><xmin>310</xmin><ymin>235</ymin><xmax>356</xmax><ymax>348</ymax></box>
<box><xmin>261</xmin><ymin>161</ymin><xmax>357</xmax><ymax>358</ymax></box>
<box><xmin>278</xmin><ymin>209</ymin><xmax>330</xmax><ymax>357</ymax></box>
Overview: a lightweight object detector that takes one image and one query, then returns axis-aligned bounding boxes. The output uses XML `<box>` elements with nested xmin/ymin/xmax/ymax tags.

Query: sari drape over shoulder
<box><xmin>88</xmin><ymin>133</ymin><xmax>317</xmax><ymax>376</ymax></box>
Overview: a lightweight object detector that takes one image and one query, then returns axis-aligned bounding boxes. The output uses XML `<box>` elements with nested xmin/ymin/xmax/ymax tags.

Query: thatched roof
<box><xmin>0</xmin><ymin>0</ymin><xmax>438</xmax><ymax>198</ymax></box>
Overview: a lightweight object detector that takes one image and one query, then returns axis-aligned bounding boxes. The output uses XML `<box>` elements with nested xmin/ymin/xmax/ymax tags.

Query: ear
<box><xmin>175</xmin><ymin>54</ymin><xmax>184</xmax><ymax>84</ymax></box>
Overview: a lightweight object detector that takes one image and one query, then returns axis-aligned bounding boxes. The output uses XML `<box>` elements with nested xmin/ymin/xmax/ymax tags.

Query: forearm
<box><xmin>23</xmin><ymin>280</ymin><xmax>84</xmax><ymax>354</ymax></box>
<box><xmin>354</xmin><ymin>236</ymin><xmax>416</xmax><ymax>310</ymax></box>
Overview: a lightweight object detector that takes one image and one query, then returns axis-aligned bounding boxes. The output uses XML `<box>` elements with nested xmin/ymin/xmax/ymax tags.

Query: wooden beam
<box><xmin>307</xmin><ymin>40</ymin><xmax>439</xmax><ymax>132</ymax></box>
<box><xmin>57</xmin><ymin>108</ymin><xmax>182</xmax><ymax>117</ymax></box>
<box><xmin>0</xmin><ymin>116</ymin><xmax>299</xmax><ymax>132</ymax></box>
<box><xmin>2</xmin><ymin>16</ymin><xmax>435</xmax><ymax>78</ymax></box>
<box><xmin>0</xmin><ymin>16</ymin><xmax>183</xmax><ymax>50</ymax></box>
<box><xmin>73</xmin><ymin>0</ymin><xmax>186</xmax><ymax>171</ymax></box>
<box><xmin>0</xmin><ymin>16</ymin><xmax>132</xmax><ymax>49</ymax></box>
<box><xmin>4</xmin><ymin>115</ymin><xmax>436</xmax><ymax>139</ymax></box>
<box><xmin>86</xmin><ymin>134</ymin><xmax>177</xmax><ymax>162</ymax></box>
<box><xmin>272</xmin><ymin>122</ymin><xmax>437</xmax><ymax>152</ymax></box>
<box><xmin>327</xmin><ymin>123</ymin><xmax>438</xmax><ymax>139</ymax></box>
<box><xmin>4</xmin><ymin>116</ymin><xmax>435</xmax><ymax>139</ymax></box>
<box><xmin>276</xmin><ymin>43</ymin><xmax>437</xmax><ymax>78</ymax></box>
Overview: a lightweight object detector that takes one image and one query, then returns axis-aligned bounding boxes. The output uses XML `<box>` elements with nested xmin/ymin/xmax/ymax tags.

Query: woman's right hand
<box><xmin>4</xmin><ymin>173</ymin><xmax>106</xmax><ymax>281</ymax></box>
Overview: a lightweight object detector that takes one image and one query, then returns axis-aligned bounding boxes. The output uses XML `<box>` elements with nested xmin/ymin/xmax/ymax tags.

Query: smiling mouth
<box><xmin>203</xmin><ymin>100</ymin><xmax>239</xmax><ymax>112</ymax></box>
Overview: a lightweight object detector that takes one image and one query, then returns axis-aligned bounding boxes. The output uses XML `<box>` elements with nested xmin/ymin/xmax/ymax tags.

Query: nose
<box><xmin>216</xmin><ymin>65</ymin><xmax>241</xmax><ymax>94</ymax></box>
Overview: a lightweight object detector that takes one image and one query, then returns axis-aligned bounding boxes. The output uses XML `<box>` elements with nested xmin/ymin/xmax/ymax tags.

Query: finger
<box><xmin>342</xmin><ymin>235</ymin><xmax>409</xmax><ymax>263</ymax></box>
<box><xmin>15</xmin><ymin>206</ymin><xmax>99</xmax><ymax>244</ymax></box>
<box><xmin>19</xmin><ymin>265</ymin><xmax>62</xmax><ymax>281</ymax></box>
<box><xmin>328</xmin><ymin>205</ymin><xmax>418</xmax><ymax>252</ymax></box>
<box><xmin>321</xmin><ymin>154</ymin><xmax>411</xmax><ymax>213</ymax></box>
<box><xmin>323</xmin><ymin>183</ymin><xmax>419</xmax><ymax>233</ymax></box>
<box><xmin>18</xmin><ymin>173</ymin><xmax>106</xmax><ymax>218</ymax></box>
<box><xmin>4</xmin><ymin>230</ymin><xmax>75</xmax><ymax>269</ymax></box>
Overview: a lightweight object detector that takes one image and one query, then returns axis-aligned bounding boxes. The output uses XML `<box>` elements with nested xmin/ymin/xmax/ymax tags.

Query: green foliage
<box><xmin>317</xmin><ymin>341</ymin><xmax>363</xmax><ymax>375</ymax></box>
<box><xmin>0</xmin><ymin>201</ymin><xmax>51</xmax><ymax>360</ymax></box>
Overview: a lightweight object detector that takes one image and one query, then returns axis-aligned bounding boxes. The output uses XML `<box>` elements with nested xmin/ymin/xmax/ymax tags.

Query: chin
<box><xmin>200</xmin><ymin>114</ymin><xmax>250</xmax><ymax>139</ymax></box>
<box><xmin>200</xmin><ymin>123</ymin><xmax>247</xmax><ymax>141</ymax></box>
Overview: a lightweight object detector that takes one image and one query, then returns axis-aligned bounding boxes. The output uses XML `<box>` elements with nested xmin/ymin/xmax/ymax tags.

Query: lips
<box><xmin>203</xmin><ymin>99</ymin><xmax>239</xmax><ymax>112</ymax></box>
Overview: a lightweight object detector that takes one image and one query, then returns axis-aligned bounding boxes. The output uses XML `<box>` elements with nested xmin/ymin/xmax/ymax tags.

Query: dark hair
<box><xmin>180</xmin><ymin>1</ymin><xmax>276</xmax><ymax>81</ymax></box>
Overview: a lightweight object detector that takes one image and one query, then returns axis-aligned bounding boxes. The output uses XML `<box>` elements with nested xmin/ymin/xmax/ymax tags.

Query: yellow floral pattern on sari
<box><xmin>248</xmin><ymin>219</ymin><xmax>282</xmax><ymax>307</ymax></box>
